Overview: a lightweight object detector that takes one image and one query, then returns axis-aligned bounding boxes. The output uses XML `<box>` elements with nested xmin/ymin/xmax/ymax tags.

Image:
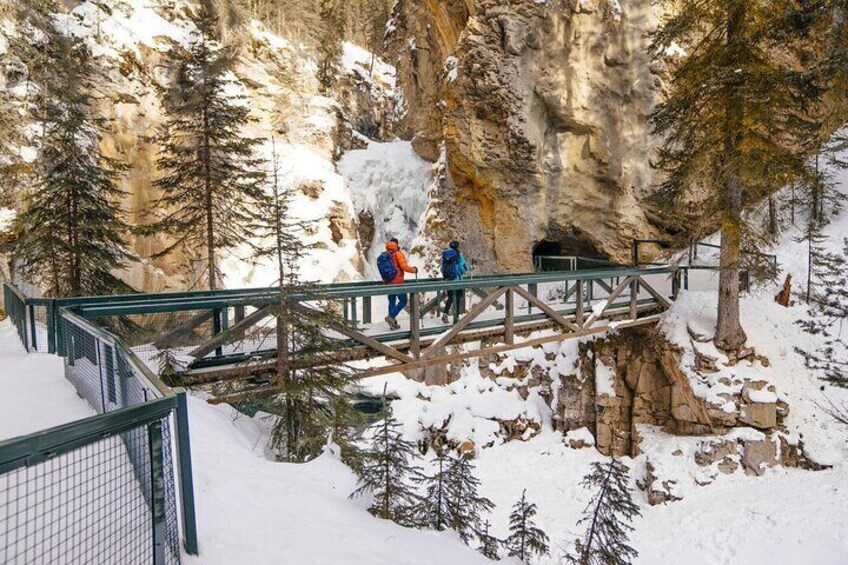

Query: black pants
<box><xmin>443</xmin><ymin>289</ymin><xmax>463</xmax><ymax>317</ymax></box>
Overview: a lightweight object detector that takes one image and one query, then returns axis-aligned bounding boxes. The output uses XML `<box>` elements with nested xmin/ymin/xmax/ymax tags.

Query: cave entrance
<box><xmin>532</xmin><ymin>233</ymin><xmax>608</xmax><ymax>272</ymax></box>
<box><xmin>533</xmin><ymin>240</ymin><xmax>570</xmax><ymax>271</ymax></box>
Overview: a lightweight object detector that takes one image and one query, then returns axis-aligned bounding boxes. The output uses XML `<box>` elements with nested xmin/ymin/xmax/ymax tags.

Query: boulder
<box><xmin>741</xmin><ymin>437</ymin><xmax>778</xmax><ymax>476</ymax></box>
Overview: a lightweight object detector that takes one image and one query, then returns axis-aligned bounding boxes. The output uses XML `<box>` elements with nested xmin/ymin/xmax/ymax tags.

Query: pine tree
<box><xmin>447</xmin><ymin>452</ymin><xmax>495</xmax><ymax>544</ymax></box>
<box><xmin>415</xmin><ymin>449</ymin><xmax>452</xmax><ymax>531</ymax></box>
<box><xmin>11</xmin><ymin>3</ymin><xmax>131</xmax><ymax>297</ymax></box>
<box><xmin>649</xmin><ymin>0</ymin><xmax>825</xmax><ymax>351</ymax></box>
<box><xmin>351</xmin><ymin>393</ymin><xmax>423</xmax><ymax>523</ymax></box>
<box><xmin>797</xmin><ymin>238</ymin><xmax>848</xmax><ymax>387</ymax></box>
<box><xmin>415</xmin><ymin>450</ymin><xmax>494</xmax><ymax>543</ymax></box>
<box><xmin>504</xmin><ymin>489</ymin><xmax>550</xmax><ymax>563</ymax></box>
<box><xmin>316</xmin><ymin>0</ymin><xmax>345</xmax><ymax>93</ymax></box>
<box><xmin>567</xmin><ymin>458</ymin><xmax>641</xmax><ymax>565</ymax></box>
<box><xmin>476</xmin><ymin>519</ymin><xmax>501</xmax><ymax>561</ymax></box>
<box><xmin>154</xmin><ymin>347</ymin><xmax>185</xmax><ymax>387</ymax></box>
<box><xmin>147</xmin><ymin>0</ymin><xmax>265</xmax><ymax>290</ymax></box>
<box><xmin>246</xmin><ymin>139</ymin><xmax>357</xmax><ymax>462</ymax></box>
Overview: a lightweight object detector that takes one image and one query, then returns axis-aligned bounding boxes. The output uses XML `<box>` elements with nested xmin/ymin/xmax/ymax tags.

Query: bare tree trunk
<box><xmin>715</xmin><ymin>1</ymin><xmax>748</xmax><ymax>352</ymax></box>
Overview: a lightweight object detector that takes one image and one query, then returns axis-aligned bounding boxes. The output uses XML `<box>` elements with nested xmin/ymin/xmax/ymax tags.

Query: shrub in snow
<box><xmin>567</xmin><ymin>458</ymin><xmax>641</xmax><ymax>565</ymax></box>
<box><xmin>351</xmin><ymin>399</ymin><xmax>424</xmax><ymax>524</ymax></box>
<box><xmin>503</xmin><ymin>489</ymin><xmax>550</xmax><ymax>563</ymax></box>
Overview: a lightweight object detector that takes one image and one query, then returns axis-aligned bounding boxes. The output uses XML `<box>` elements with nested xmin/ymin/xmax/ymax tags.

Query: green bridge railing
<box><xmin>1</xmin><ymin>285</ymin><xmax>199</xmax><ymax>564</ymax></box>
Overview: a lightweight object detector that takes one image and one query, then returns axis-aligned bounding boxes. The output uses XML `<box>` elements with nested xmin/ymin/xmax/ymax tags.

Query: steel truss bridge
<box><xmin>6</xmin><ymin>257</ymin><xmax>735</xmax><ymax>400</ymax></box>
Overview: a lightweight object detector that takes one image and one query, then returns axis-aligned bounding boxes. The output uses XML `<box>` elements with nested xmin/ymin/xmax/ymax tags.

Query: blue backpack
<box><xmin>441</xmin><ymin>249</ymin><xmax>460</xmax><ymax>280</ymax></box>
<box><xmin>377</xmin><ymin>251</ymin><xmax>398</xmax><ymax>282</ymax></box>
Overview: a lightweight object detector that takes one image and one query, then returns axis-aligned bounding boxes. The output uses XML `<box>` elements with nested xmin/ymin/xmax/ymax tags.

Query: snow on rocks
<box><xmin>359</xmin><ymin>359</ymin><xmax>552</xmax><ymax>453</ymax></box>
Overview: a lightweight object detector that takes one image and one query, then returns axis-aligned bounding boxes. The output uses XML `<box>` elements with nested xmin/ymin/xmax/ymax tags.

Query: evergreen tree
<box><xmin>247</xmin><ymin>139</ymin><xmax>357</xmax><ymax>462</ymax></box>
<box><xmin>316</xmin><ymin>0</ymin><xmax>345</xmax><ymax>93</ymax></box>
<box><xmin>415</xmin><ymin>450</ymin><xmax>494</xmax><ymax>543</ymax></box>
<box><xmin>567</xmin><ymin>458</ymin><xmax>641</xmax><ymax>565</ymax></box>
<box><xmin>415</xmin><ymin>449</ymin><xmax>452</xmax><ymax>531</ymax></box>
<box><xmin>350</xmin><ymin>394</ymin><xmax>423</xmax><ymax>523</ymax></box>
<box><xmin>154</xmin><ymin>347</ymin><xmax>185</xmax><ymax>387</ymax></box>
<box><xmin>649</xmin><ymin>0</ymin><xmax>824</xmax><ymax>351</ymax></box>
<box><xmin>504</xmin><ymin>489</ymin><xmax>550</xmax><ymax>563</ymax></box>
<box><xmin>11</xmin><ymin>3</ymin><xmax>131</xmax><ymax>297</ymax></box>
<box><xmin>476</xmin><ymin>519</ymin><xmax>501</xmax><ymax>561</ymax></box>
<box><xmin>797</xmin><ymin>238</ymin><xmax>848</xmax><ymax>387</ymax></box>
<box><xmin>447</xmin><ymin>452</ymin><xmax>495</xmax><ymax>544</ymax></box>
<box><xmin>147</xmin><ymin>0</ymin><xmax>265</xmax><ymax>290</ymax></box>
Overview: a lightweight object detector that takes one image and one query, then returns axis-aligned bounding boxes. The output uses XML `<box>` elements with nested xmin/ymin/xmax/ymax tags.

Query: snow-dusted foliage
<box><xmin>567</xmin><ymin>458</ymin><xmax>641</xmax><ymax>565</ymax></box>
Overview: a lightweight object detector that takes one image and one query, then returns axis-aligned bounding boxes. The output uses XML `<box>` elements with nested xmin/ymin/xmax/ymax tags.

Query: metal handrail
<box><xmin>74</xmin><ymin>265</ymin><xmax>670</xmax><ymax>317</ymax></box>
<box><xmin>0</xmin><ymin>396</ymin><xmax>176</xmax><ymax>473</ymax></box>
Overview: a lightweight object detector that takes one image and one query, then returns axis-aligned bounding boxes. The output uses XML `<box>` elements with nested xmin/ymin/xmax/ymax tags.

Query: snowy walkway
<box><xmin>0</xmin><ymin>319</ymin><xmax>94</xmax><ymax>441</ymax></box>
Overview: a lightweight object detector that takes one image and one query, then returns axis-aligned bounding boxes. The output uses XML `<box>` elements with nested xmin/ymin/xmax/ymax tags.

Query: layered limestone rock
<box><xmin>389</xmin><ymin>0</ymin><xmax>666</xmax><ymax>268</ymax></box>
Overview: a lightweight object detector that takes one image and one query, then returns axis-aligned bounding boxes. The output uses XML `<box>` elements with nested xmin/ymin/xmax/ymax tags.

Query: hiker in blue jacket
<box><xmin>440</xmin><ymin>240</ymin><xmax>469</xmax><ymax>323</ymax></box>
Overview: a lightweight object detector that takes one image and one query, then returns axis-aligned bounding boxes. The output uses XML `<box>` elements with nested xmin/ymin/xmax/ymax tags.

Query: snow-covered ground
<box><xmin>181</xmin><ymin>395</ymin><xmax>487</xmax><ymax>565</ymax></box>
<box><xmin>0</xmin><ymin>320</ymin><xmax>94</xmax><ymax>440</ymax></box>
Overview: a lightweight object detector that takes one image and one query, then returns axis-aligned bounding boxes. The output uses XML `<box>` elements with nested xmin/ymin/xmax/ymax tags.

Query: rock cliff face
<box><xmin>390</xmin><ymin>0</ymin><xmax>667</xmax><ymax>268</ymax></box>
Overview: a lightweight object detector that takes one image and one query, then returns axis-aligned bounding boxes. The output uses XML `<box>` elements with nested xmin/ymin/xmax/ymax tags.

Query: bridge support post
<box><xmin>629</xmin><ymin>278</ymin><xmax>638</xmax><ymax>320</ymax></box>
<box><xmin>576</xmin><ymin>280</ymin><xmax>584</xmax><ymax>328</ymax></box>
<box><xmin>527</xmin><ymin>283</ymin><xmax>537</xmax><ymax>314</ymax></box>
<box><xmin>212</xmin><ymin>308</ymin><xmax>223</xmax><ymax>357</ymax></box>
<box><xmin>363</xmin><ymin>297</ymin><xmax>372</xmax><ymax>325</ymax></box>
<box><xmin>410</xmin><ymin>293</ymin><xmax>420</xmax><ymax>359</ymax></box>
<box><xmin>504</xmin><ymin>289</ymin><xmax>514</xmax><ymax>345</ymax></box>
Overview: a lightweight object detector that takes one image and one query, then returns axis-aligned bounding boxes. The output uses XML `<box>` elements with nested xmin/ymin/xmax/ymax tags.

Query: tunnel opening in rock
<box><xmin>533</xmin><ymin>231</ymin><xmax>609</xmax><ymax>271</ymax></box>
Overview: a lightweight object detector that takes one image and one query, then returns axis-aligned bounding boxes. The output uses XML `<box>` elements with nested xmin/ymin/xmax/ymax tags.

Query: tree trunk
<box><xmin>715</xmin><ymin>1</ymin><xmax>748</xmax><ymax>352</ymax></box>
<box><xmin>203</xmin><ymin>104</ymin><xmax>216</xmax><ymax>290</ymax></box>
<box><xmin>767</xmin><ymin>196</ymin><xmax>777</xmax><ymax>239</ymax></box>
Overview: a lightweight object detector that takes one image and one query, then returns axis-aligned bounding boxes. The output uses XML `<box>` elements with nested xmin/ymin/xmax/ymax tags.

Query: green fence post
<box><xmin>212</xmin><ymin>308</ymin><xmax>223</xmax><ymax>357</ymax></box>
<box><xmin>46</xmin><ymin>300</ymin><xmax>56</xmax><ymax>354</ymax></box>
<box><xmin>148</xmin><ymin>419</ymin><xmax>167</xmax><ymax>565</ymax></box>
<box><xmin>363</xmin><ymin>296</ymin><xmax>372</xmax><ymax>325</ymax></box>
<box><xmin>175</xmin><ymin>390</ymin><xmax>199</xmax><ymax>555</ymax></box>
<box><xmin>28</xmin><ymin>304</ymin><xmax>37</xmax><ymax>351</ymax></box>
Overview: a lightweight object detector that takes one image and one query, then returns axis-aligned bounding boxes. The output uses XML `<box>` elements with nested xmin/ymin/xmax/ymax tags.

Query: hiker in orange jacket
<box><xmin>379</xmin><ymin>238</ymin><xmax>418</xmax><ymax>330</ymax></box>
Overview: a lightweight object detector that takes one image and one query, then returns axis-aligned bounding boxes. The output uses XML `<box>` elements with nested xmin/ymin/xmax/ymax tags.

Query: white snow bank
<box><xmin>595</xmin><ymin>358</ymin><xmax>616</xmax><ymax>397</ymax></box>
<box><xmin>0</xmin><ymin>208</ymin><xmax>14</xmax><ymax>232</ymax></box>
<box><xmin>182</xmin><ymin>395</ymin><xmax>488</xmax><ymax>565</ymax></box>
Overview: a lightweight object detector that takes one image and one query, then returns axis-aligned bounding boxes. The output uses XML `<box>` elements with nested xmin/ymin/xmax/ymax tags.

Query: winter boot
<box><xmin>385</xmin><ymin>316</ymin><xmax>400</xmax><ymax>330</ymax></box>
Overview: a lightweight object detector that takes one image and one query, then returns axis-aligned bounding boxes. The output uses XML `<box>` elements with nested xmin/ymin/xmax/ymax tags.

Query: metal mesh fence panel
<box><xmin>50</xmin><ymin>311</ymin><xmax>182</xmax><ymax>563</ymax></box>
<box><xmin>0</xmin><ymin>413</ymin><xmax>179</xmax><ymax>565</ymax></box>
<box><xmin>23</xmin><ymin>302</ymin><xmax>50</xmax><ymax>353</ymax></box>
<box><xmin>3</xmin><ymin>284</ymin><xmax>28</xmax><ymax>351</ymax></box>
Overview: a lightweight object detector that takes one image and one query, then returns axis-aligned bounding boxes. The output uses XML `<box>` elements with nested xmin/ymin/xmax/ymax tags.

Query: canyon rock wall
<box><xmin>390</xmin><ymin>0</ymin><xmax>668</xmax><ymax>269</ymax></box>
